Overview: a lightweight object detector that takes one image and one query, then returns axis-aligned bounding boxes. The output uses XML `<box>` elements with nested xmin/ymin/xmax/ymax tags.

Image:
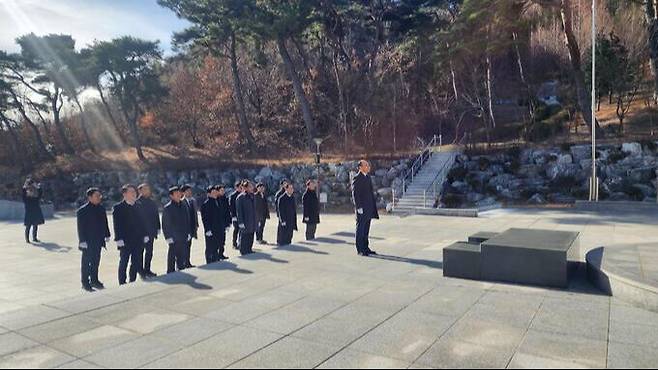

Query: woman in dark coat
<box><xmin>22</xmin><ymin>178</ymin><xmax>45</xmax><ymax>243</ymax></box>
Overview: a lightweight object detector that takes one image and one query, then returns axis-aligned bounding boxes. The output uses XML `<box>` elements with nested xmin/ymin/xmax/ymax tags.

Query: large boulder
<box><xmin>487</xmin><ymin>174</ymin><xmax>518</xmax><ymax>190</ymax></box>
<box><xmin>628</xmin><ymin>167</ymin><xmax>656</xmax><ymax>183</ymax></box>
<box><xmin>622</xmin><ymin>142</ymin><xmax>643</xmax><ymax>156</ymax></box>
<box><xmin>570</xmin><ymin>145</ymin><xmax>592</xmax><ymax>163</ymax></box>
<box><xmin>546</xmin><ymin>163</ymin><xmax>581</xmax><ymax>181</ymax></box>
<box><xmin>556</xmin><ymin>154</ymin><xmax>573</xmax><ymax>165</ymax></box>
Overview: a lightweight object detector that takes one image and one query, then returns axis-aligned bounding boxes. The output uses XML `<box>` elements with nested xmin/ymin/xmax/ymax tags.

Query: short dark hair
<box><xmin>234</xmin><ymin>181</ymin><xmax>242</xmax><ymax>188</ymax></box>
<box><xmin>306</xmin><ymin>179</ymin><xmax>314</xmax><ymax>187</ymax></box>
<box><xmin>168</xmin><ymin>186</ymin><xmax>181</xmax><ymax>195</ymax></box>
<box><xmin>121</xmin><ymin>184</ymin><xmax>136</xmax><ymax>194</ymax></box>
<box><xmin>241</xmin><ymin>179</ymin><xmax>251</xmax><ymax>187</ymax></box>
<box><xmin>256</xmin><ymin>182</ymin><xmax>265</xmax><ymax>188</ymax></box>
<box><xmin>180</xmin><ymin>184</ymin><xmax>192</xmax><ymax>192</ymax></box>
<box><xmin>86</xmin><ymin>187</ymin><xmax>100</xmax><ymax>197</ymax></box>
<box><xmin>280</xmin><ymin>179</ymin><xmax>289</xmax><ymax>186</ymax></box>
<box><xmin>214</xmin><ymin>184</ymin><xmax>225</xmax><ymax>191</ymax></box>
<box><xmin>358</xmin><ymin>160</ymin><xmax>369</xmax><ymax>168</ymax></box>
<box><xmin>206</xmin><ymin>185</ymin><xmax>216</xmax><ymax>193</ymax></box>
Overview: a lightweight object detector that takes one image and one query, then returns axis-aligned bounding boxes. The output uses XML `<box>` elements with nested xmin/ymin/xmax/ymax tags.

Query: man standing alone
<box><xmin>162</xmin><ymin>187</ymin><xmax>191</xmax><ymax>273</ymax></box>
<box><xmin>77</xmin><ymin>188</ymin><xmax>110</xmax><ymax>292</ymax></box>
<box><xmin>136</xmin><ymin>183</ymin><xmax>160</xmax><ymax>277</ymax></box>
<box><xmin>351</xmin><ymin>160</ymin><xmax>379</xmax><ymax>256</ymax></box>
<box><xmin>302</xmin><ymin>179</ymin><xmax>320</xmax><ymax>240</ymax></box>
<box><xmin>113</xmin><ymin>185</ymin><xmax>149</xmax><ymax>285</ymax></box>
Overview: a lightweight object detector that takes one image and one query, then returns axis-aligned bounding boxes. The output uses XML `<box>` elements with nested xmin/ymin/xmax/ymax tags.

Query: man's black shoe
<box><xmin>358</xmin><ymin>251</ymin><xmax>369</xmax><ymax>256</ymax></box>
<box><xmin>91</xmin><ymin>281</ymin><xmax>105</xmax><ymax>290</ymax></box>
<box><xmin>82</xmin><ymin>284</ymin><xmax>94</xmax><ymax>292</ymax></box>
<box><xmin>219</xmin><ymin>255</ymin><xmax>229</xmax><ymax>260</ymax></box>
<box><xmin>366</xmin><ymin>250</ymin><xmax>377</xmax><ymax>255</ymax></box>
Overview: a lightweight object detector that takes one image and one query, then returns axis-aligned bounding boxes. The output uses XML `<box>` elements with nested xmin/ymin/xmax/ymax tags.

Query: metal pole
<box><xmin>589</xmin><ymin>0</ymin><xmax>598</xmax><ymax>202</ymax></box>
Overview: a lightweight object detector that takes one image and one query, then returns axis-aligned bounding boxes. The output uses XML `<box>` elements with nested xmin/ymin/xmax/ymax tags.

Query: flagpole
<box><xmin>590</xmin><ymin>0</ymin><xmax>598</xmax><ymax>201</ymax></box>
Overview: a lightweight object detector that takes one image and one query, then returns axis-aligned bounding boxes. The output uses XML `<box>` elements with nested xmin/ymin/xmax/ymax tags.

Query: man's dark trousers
<box><xmin>355</xmin><ymin>215</ymin><xmax>372</xmax><ymax>254</ymax></box>
<box><xmin>239</xmin><ymin>231</ymin><xmax>254</xmax><ymax>255</ymax></box>
<box><xmin>167</xmin><ymin>241</ymin><xmax>186</xmax><ymax>273</ymax></box>
<box><xmin>305</xmin><ymin>223</ymin><xmax>317</xmax><ymax>240</ymax></box>
<box><xmin>143</xmin><ymin>239</ymin><xmax>154</xmax><ymax>273</ymax></box>
<box><xmin>232</xmin><ymin>222</ymin><xmax>240</xmax><ymax>247</ymax></box>
<box><xmin>118</xmin><ymin>244</ymin><xmax>143</xmax><ymax>285</ymax></box>
<box><xmin>81</xmin><ymin>244</ymin><xmax>102</xmax><ymax>285</ymax></box>
<box><xmin>205</xmin><ymin>232</ymin><xmax>225</xmax><ymax>263</ymax></box>
<box><xmin>256</xmin><ymin>220</ymin><xmax>266</xmax><ymax>241</ymax></box>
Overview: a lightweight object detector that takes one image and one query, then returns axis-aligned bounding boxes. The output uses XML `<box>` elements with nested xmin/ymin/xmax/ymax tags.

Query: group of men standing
<box><xmin>76</xmin><ymin>178</ymin><xmax>323</xmax><ymax>292</ymax></box>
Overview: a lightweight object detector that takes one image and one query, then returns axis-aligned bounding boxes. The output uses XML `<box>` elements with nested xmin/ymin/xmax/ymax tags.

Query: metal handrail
<box><xmin>402</xmin><ymin>134</ymin><xmax>439</xmax><ymax>193</ymax></box>
<box><xmin>422</xmin><ymin>154</ymin><xmax>456</xmax><ymax>208</ymax></box>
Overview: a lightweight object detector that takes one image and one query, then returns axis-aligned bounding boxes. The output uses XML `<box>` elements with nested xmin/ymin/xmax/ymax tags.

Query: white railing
<box><xmin>392</xmin><ymin>134</ymin><xmax>442</xmax><ymax>210</ymax></box>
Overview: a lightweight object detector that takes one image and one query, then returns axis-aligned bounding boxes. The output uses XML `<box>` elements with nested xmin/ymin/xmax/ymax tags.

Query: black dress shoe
<box><xmin>82</xmin><ymin>284</ymin><xmax>95</xmax><ymax>292</ymax></box>
<box><xmin>366</xmin><ymin>250</ymin><xmax>377</xmax><ymax>255</ymax></box>
<box><xmin>358</xmin><ymin>251</ymin><xmax>369</xmax><ymax>256</ymax></box>
<box><xmin>219</xmin><ymin>255</ymin><xmax>229</xmax><ymax>260</ymax></box>
<box><xmin>91</xmin><ymin>281</ymin><xmax>105</xmax><ymax>290</ymax></box>
<box><xmin>33</xmin><ymin>239</ymin><xmax>41</xmax><ymax>243</ymax></box>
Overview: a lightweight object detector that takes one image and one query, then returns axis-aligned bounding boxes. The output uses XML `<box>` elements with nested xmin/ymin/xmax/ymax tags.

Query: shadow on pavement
<box><xmin>157</xmin><ymin>271</ymin><xmax>213</xmax><ymax>290</ymax></box>
<box><xmin>368</xmin><ymin>253</ymin><xmax>444</xmax><ymax>269</ymax></box>
<box><xmin>241</xmin><ymin>250</ymin><xmax>289</xmax><ymax>264</ymax></box>
<box><xmin>29</xmin><ymin>241</ymin><xmax>72</xmax><ymax>253</ymax></box>
<box><xmin>275</xmin><ymin>243</ymin><xmax>329</xmax><ymax>255</ymax></box>
<box><xmin>199</xmin><ymin>260</ymin><xmax>253</xmax><ymax>274</ymax></box>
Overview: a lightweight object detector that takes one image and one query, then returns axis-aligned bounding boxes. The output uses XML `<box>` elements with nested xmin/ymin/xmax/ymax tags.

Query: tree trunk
<box><xmin>120</xmin><ymin>101</ymin><xmax>145</xmax><ymax>161</ymax></box>
<box><xmin>229</xmin><ymin>34</ymin><xmax>257</xmax><ymax>149</ymax></box>
<box><xmin>485</xmin><ymin>53</ymin><xmax>497</xmax><ymax>129</ymax></box>
<box><xmin>51</xmin><ymin>89</ymin><xmax>74</xmax><ymax>154</ymax></box>
<box><xmin>74</xmin><ymin>97</ymin><xmax>95</xmax><ymax>153</ymax></box>
<box><xmin>0</xmin><ymin>114</ymin><xmax>28</xmax><ymax>169</ymax></box>
<box><xmin>645</xmin><ymin>1</ymin><xmax>658</xmax><ymax>101</ymax></box>
<box><xmin>96</xmin><ymin>82</ymin><xmax>126</xmax><ymax>142</ymax></box>
<box><xmin>559</xmin><ymin>0</ymin><xmax>602</xmax><ymax>135</ymax></box>
<box><xmin>9</xmin><ymin>91</ymin><xmax>51</xmax><ymax>159</ymax></box>
<box><xmin>332</xmin><ymin>53</ymin><xmax>348</xmax><ymax>154</ymax></box>
<box><xmin>277</xmin><ymin>36</ymin><xmax>317</xmax><ymax>148</ymax></box>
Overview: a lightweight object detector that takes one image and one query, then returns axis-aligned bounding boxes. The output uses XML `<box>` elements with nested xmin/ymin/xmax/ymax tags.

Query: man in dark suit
<box><xmin>236</xmin><ymin>180</ymin><xmax>257</xmax><ymax>255</ymax></box>
<box><xmin>277</xmin><ymin>182</ymin><xmax>298</xmax><ymax>246</ymax></box>
<box><xmin>162</xmin><ymin>186</ymin><xmax>192</xmax><ymax>273</ymax></box>
<box><xmin>181</xmin><ymin>184</ymin><xmax>198</xmax><ymax>269</ymax></box>
<box><xmin>302</xmin><ymin>179</ymin><xmax>320</xmax><ymax>241</ymax></box>
<box><xmin>113</xmin><ymin>184</ymin><xmax>149</xmax><ymax>285</ymax></box>
<box><xmin>274</xmin><ymin>179</ymin><xmax>289</xmax><ymax>214</ymax></box>
<box><xmin>201</xmin><ymin>185</ymin><xmax>227</xmax><ymax>263</ymax></box>
<box><xmin>229</xmin><ymin>181</ymin><xmax>244</xmax><ymax>250</ymax></box>
<box><xmin>351</xmin><ymin>160</ymin><xmax>379</xmax><ymax>256</ymax></box>
<box><xmin>77</xmin><ymin>187</ymin><xmax>111</xmax><ymax>292</ymax></box>
<box><xmin>254</xmin><ymin>183</ymin><xmax>270</xmax><ymax>245</ymax></box>
<box><xmin>136</xmin><ymin>183</ymin><xmax>160</xmax><ymax>277</ymax></box>
<box><xmin>215</xmin><ymin>184</ymin><xmax>232</xmax><ymax>260</ymax></box>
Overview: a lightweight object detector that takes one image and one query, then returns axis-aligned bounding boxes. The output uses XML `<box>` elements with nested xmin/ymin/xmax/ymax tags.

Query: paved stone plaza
<box><xmin>1</xmin><ymin>208</ymin><xmax>658</xmax><ymax>368</ymax></box>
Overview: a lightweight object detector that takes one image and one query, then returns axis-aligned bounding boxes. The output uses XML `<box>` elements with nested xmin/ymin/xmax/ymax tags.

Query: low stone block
<box><xmin>481</xmin><ymin>228</ymin><xmax>580</xmax><ymax>288</ymax></box>
<box><xmin>468</xmin><ymin>232</ymin><xmax>499</xmax><ymax>245</ymax></box>
<box><xmin>443</xmin><ymin>242</ymin><xmax>481</xmax><ymax>280</ymax></box>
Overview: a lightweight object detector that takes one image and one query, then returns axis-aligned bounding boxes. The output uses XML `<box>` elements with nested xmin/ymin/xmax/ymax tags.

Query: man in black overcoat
<box><xmin>277</xmin><ymin>183</ymin><xmax>298</xmax><ymax>246</ymax></box>
<box><xmin>229</xmin><ymin>181</ymin><xmax>243</xmax><ymax>249</ymax></box>
<box><xmin>302</xmin><ymin>179</ymin><xmax>320</xmax><ymax>241</ymax></box>
<box><xmin>201</xmin><ymin>185</ymin><xmax>228</xmax><ymax>263</ymax></box>
<box><xmin>113</xmin><ymin>184</ymin><xmax>149</xmax><ymax>285</ymax></box>
<box><xmin>254</xmin><ymin>183</ymin><xmax>270</xmax><ymax>244</ymax></box>
<box><xmin>236</xmin><ymin>180</ymin><xmax>257</xmax><ymax>255</ymax></box>
<box><xmin>181</xmin><ymin>184</ymin><xmax>198</xmax><ymax>269</ymax></box>
<box><xmin>136</xmin><ymin>183</ymin><xmax>160</xmax><ymax>277</ymax></box>
<box><xmin>77</xmin><ymin>187</ymin><xmax>111</xmax><ymax>292</ymax></box>
<box><xmin>351</xmin><ymin>160</ymin><xmax>379</xmax><ymax>256</ymax></box>
<box><xmin>162</xmin><ymin>187</ymin><xmax>192</xmax><ymax>273</ymax></box>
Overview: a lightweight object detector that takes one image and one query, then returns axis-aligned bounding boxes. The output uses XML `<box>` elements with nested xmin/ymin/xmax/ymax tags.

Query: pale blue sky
<box><xmin>0</xmin><ymin>0</ymin><xmax>190</xmax><ymax>54</ymax></box>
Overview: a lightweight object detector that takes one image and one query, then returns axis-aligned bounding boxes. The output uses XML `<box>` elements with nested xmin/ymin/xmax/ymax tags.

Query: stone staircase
<box><xmin>393</xmin><ymin>151</ymin><xmax>457</xmax><ymax>214</ymax></box>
